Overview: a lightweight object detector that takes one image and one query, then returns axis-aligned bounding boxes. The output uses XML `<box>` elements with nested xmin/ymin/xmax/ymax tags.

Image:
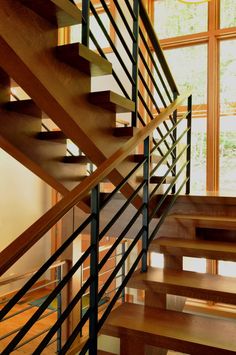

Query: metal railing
<box><xmin>0</xmin><ymin>0</ymin><xmax>192</xmax><ymax>353</ymax></box>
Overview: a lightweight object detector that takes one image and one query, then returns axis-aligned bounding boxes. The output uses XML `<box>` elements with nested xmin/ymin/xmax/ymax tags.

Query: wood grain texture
<box><xmin>18</xmin><ymin>0</ymin><xmax>82</xmax><ymax>28</ymax></box>
<box><xmin>129</xmin><ymin>267</ymin><xmax>236</xmax><ymax>305</ymax></box>
<box><xmin>150</xmin><ymin>237</ymin><xmax>236</xmax><ymax>261</ymax></box>
<box><xmin>89</xmin><ymin>91</ymin><xmax>135</xmax><ymax>113</ymax></box>
<box><xmin>102</xmin><ymin>303</ymin><xmax>236</xmax><ymax>354</ymax></box>
<box><xmin>56</xmin><ymin>43</ymin><xmax>112</xmax><ymax>76</ymax></box>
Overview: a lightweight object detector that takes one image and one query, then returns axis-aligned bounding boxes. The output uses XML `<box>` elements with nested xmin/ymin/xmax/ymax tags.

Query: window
<box><xmin>153</xmin><ymin>0</ymin><xmax>208</xmax><ymax>39</ymax></box>
<box><xmin>220</xmin><ymin>0</ymin><xmax>236</xmax><ymax>29</ymax></box>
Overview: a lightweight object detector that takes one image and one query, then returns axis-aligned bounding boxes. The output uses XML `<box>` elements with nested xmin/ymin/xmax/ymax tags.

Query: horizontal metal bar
<box><xmin>33</xmin><ymin>277</ymin><xmax>92</xmax><ymax>353</ymax></box>
<box><xmin>150</xmin><ymin>160</ymin><xmax>188</xmax><ymax>220</ymax></box>
<box><xmin>1</xmin><ymin>246</ymin><xmax>93</xmax><ymax>353</ymax></box>
<box><xmin>113</xmin><ymin>0</ymin><xmax>136</xmax><ymax>42</ymax></box>
<box><xmin>89</xmin><ymin>31</ymin><xmax>130</xmax><ymax>99</ymax></box>
<box><xmin>149</xmin><ymin>177</ymin><xmax>189</xmax><ymax>244</ymax></box>
<box><xmin>139</xmin><ymin>29</ymin><xmax>172</xmax><ymax>102</ymax></box>
<box><xmin>150</xmin><ymin>112</ymin><xmax>188</xmax><ymax>155</ymax></box>
<box><xmin>99</xmin><ymin>204</ymin><xmax>144</xmax><ymax>271</ymax></box>
<box><xmin>98</xmin><ymin>227</ymin><xmax>144</xmax><ymax>302</ymax></box>
<box><xmin>139</xmin><ymin>49</ymin><xmax>168</xmax><ymax>108</ymax></box>
<box><xmin>0</xmin><ymin>309</ymin><xmax>56</xmax><ymax>341</ymax></box>
<box><xmin>0</xmin><ymin>214</ymin><xmax>92</xmax><ymax>321</ymax></box>
<box><xmin>99</xmin><ymin>180</ymin><xmax>145</xmax><ymax>240</ymax></box>
<box><xmin>90</xmin><ymin>3</ymin><xmax>135</xmax><ymax>86</ymax></box>
<box><xmin>100</xmin><ymin>158</ymin><xmax>146</xmax><ymax>211</ymax></box>
<box><xmin>124</xmin><ymin>0</ymin><xmax>137</xmax><ymax>20</ymax></box>
<box><xmin>98</xmin><ymin>249</ymin><xmax>144</xmax><ymax>331</ymax></box>
<box><xmin>150</xmin><ymin>127</ymin><xmax>189</xmax><ymax>178</ymax></box>
<box><xmin>139</xmin><ymin>1</ymin><xmax>179</xmax><ymax>95</ymax></box>
<box><xmin>100</xmin><ymin>0</ymin><xmax>136</xmax><ymax>64</ymax></box>
<box><xmin>149</xmin><ymin>145</ymin><xmax>189</xmax><ymax>200</ymax></box>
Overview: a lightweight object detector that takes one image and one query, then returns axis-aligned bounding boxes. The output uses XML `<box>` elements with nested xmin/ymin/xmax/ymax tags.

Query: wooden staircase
<box><xmin>102</xmin><ymin>236</ymin><xmax>236</xmax><ymax>354</ymax></box>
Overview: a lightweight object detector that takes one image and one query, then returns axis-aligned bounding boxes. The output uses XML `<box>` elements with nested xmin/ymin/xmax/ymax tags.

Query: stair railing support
<box><xmin>186</xmin><ymin>94</ymin><xmax>192</xmax><ymax>194</ymax></box>
<box><xmin>56</xmin><ymin>265</ymin><xmax>62</xmax><ymax>353</ymax></box>
<box><xmin>132</xmin><ymin>0</ymin><xmax>139</xmax><ymax>127</ymax></box>
<box><xmin>89</xmin><ymin>184</ymin><xmax>100</xmax><ymax>355</ymax></box>
<box><xmin>82</xmin><ymin>0</ymin><xmax>90</xmax><ymax>46</ymax></box>
<box><xmin>142</xmin><ymin>136</ymin><xmax>150</xmax><ymax>272</ymax></box>
<box><xmin>171</xmin><ymin>91</ymin><xmax>178</xmax><ymax>194</ymax></box>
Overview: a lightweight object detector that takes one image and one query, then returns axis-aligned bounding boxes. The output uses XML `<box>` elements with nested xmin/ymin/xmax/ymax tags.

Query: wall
<box><xmin>0</xmin><ymin>149</ymin><xmax>51</xmax><ymax>294</ymax></box>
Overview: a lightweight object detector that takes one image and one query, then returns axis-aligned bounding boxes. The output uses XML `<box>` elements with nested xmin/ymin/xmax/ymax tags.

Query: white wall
<box><xmin>0</xmin><ymin>149</ymin><xmax>51</xmax><ymax>294</ymax></box>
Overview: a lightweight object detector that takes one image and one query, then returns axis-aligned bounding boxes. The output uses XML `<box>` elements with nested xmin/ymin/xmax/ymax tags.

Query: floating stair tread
<box><xmin>128</xmin><ymin>267</ymin><xmax>236</xmax><ymax>305</ymax></box>
<box><xmin>18</xmin><ymin>0</ymin><xmax>82</xmax><ymax>28</ymax></box>
<box><xmin>150</xmin><ymin>237</ymin><xmax>236</xmax><ymax>262</ymax></box>
<box><xmin>4</xmin><ymin>99</ymin><xmax>42</xmax><ymax>118</ymax></box>
<box><xmin>89</xmin><ymin>91</ymin><xmax>135</xmax><ymax>113</ymax></box>
<box><xmin>113</xmin><ymin>127</ymin><xmax>138</xmax><ymax>137</ymax></box>
<box><xmin>56</xmin><ymin>43</ymin><xmax>112</xmax><ymax>76</ymax></box>
<box><xmin>103</xmin><ymin>303</ymin><xmax>236</xmax><ymax>354</ymax></box>
<box><xmin>37</xmin><ymin>131</ymin><xmax>67</xmax><ymax>140</ymax></box>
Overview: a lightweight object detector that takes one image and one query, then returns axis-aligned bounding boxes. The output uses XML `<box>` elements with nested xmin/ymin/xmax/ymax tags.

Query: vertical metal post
<box><xmin>82</xmin><ymin>0</ymin><xmax>90</xmax><ymax>46</ymax></box>
<box><xmin>186</xmin><ymin>95</ymin><xmax>192</xmax><ymax>194</ymax></box>
<box><xmin>142</xmin><ymin>136</ymin><xmax>150</xmax><ymax>272</ymax></box>
<box><xmin>56</xmin><ymin>266</ymin><xmax>62</xmax><ymax>353</ymax></box>
<box><xmin>121</xmin><ymin>242</ymin><xmax>126</xmax><ymax>302</ymax></box>
<box><xmin>132</xmin><ymin>0</ymin><xmax>139</xmax><ymax>127</ymax></box>
<box><xmin>172</xmin><ymin>91</ymin><xmax>178</xmax><ymax>194</ymax></box>
<box><xmin>89</xmin><ymin>185</ymin><xmax>100</xmax><ymax>355</ymax></box>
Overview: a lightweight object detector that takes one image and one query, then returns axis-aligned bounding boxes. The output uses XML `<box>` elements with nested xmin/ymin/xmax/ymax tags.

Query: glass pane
<box><xmin>220</xmin><ymin>0</ymin><xmax>236</xmax><ymax>29</ymax></box>
<box><xmin>218</xmin><ymin>261</ymin><xmax>236</xmax><ymax>277</ymax></box>
<box><xmin>164</xmin><ymin>45</ymin><xmax>207</xmax><ymax>193</ymax></box>
<box><xmin>154</xmin><ymin>0</ymin><xmax>208</xmax><ymax>40</ymax></box>
<box><xmin>219</xmin><ymin>40</ymin><xmax>236</xmax><ymax>193</ymax></box>
<box><xmin>183</xmin><ymin>257</ymin><xmax>206</xmax><ymax>273</ymax></box>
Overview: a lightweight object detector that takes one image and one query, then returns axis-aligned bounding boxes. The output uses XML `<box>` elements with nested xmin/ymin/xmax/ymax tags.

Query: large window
<box><xmin>154</xmin><ymin>0</ymin><xmax>208</xmax><ymax>39</ymax></box>
<box><xmin>154</xmin><ymin>0</ymin><xmax>236</xmax><ymax>194</ymax></box>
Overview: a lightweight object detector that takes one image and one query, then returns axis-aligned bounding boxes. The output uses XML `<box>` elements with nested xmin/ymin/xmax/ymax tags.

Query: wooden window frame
<box><xmin>151</xmin><ymin>0</ymin><xmax>236</xmax><ymax>193</ymax></box>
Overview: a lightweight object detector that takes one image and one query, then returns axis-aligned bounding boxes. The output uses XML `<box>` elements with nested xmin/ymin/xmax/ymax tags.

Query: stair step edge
<box><xmin>89</xmin><ymin>91</ymin><xmax>135</xmax><ymax>113</ymax></box>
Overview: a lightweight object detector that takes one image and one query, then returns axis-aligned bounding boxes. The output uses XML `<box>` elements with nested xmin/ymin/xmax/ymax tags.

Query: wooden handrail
<box><xmin>139</xmin><ymin>0</ymin><xmax>179</xmax><ymax>95</ymax></box>
<box><xmin>0</xmin><ymin>260</ymin><xmax>68</xmax><ymax>287</ymax></box>
<box><xmin>0</xmin><ymin>92</ymin><xmax>189</xmax><ymax>277</ymax></box>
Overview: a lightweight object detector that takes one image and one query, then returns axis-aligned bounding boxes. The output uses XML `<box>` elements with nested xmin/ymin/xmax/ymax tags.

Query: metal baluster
<box><xmin>121</xmin><ymin>242</ymin><xmax>126</xmax><ymax>302</ymax></box>
<box><xmin>56</xmin><ymin>266</ymin><xmax>62</xmax><ymax>353</ymax></box>
<box><xmin>172</xmin><ymin>91</ymin><xmax>178</xmax><ymax>194</ymax></box>
<box><xmin>132</xmin><ymin>0</ymin><xmax>139</xmax><ymax>127</ymax></box>
<box><xmin>89</xmin><ymin>185</ymin><xmax>100</xmax><ymax>355</ymax></box>
<box><xmin>186</xmin><ymin>95</ymin><xmax>192</xmax><ymax>194</ymax></box>
<box><xmin>82</xmin><ymin>0</ymin><xmax>90</xmax><ymax>46</ymax></box>
<box><xmin>142</xmin><ymin>136</ymin><xmax>150</xmax><ymax>272</ymax></box>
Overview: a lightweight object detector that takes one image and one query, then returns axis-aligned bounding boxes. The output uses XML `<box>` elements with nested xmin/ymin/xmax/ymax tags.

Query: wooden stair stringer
<box><xmin>0</xmin><ymin>0</ymin><xmax>143</xmax><ymax>211</ymax></box>
<box><xmin>0</xmin><ymin>108</ymin><xmax>90</xmax><ymax>211</ymax></box>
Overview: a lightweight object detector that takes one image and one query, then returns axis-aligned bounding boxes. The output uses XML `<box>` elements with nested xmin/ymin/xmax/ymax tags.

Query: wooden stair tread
<box><xmin>18</xmin><ymin>0</ymin><xmax>82</xmax><ymax>28</ymax></box>
<box><xmin>103</xmin><ymin>303</ymin><xmax>236</xmax><ymax>354</ymax></box>
<box><xmin>128</xmin><ymin>267</ymin><xmax>236</xmax><ymax>305</ymax></box>
<box><xmin>150</xmin><ymin>237</ymin><xmax>236</xmax><ymax>261</ymax></box>
<box><xmin>171</xmin><ymin>214</ymin><xmax>236</xmax><ymax>223</ymax></box>
<box><xmin>89</xmin><ymin>91</ymin><xmax>135</xmax><ymax>113</ymax></box>
<box><xmin>56</xmin><ymin>43</ymin><xmax>112</xmax><ymax>76</ymax></box>
<box><xmin>4</xmin><ymin>99</ymin><xmax>42</xmax><ymax>117</ymax></box>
